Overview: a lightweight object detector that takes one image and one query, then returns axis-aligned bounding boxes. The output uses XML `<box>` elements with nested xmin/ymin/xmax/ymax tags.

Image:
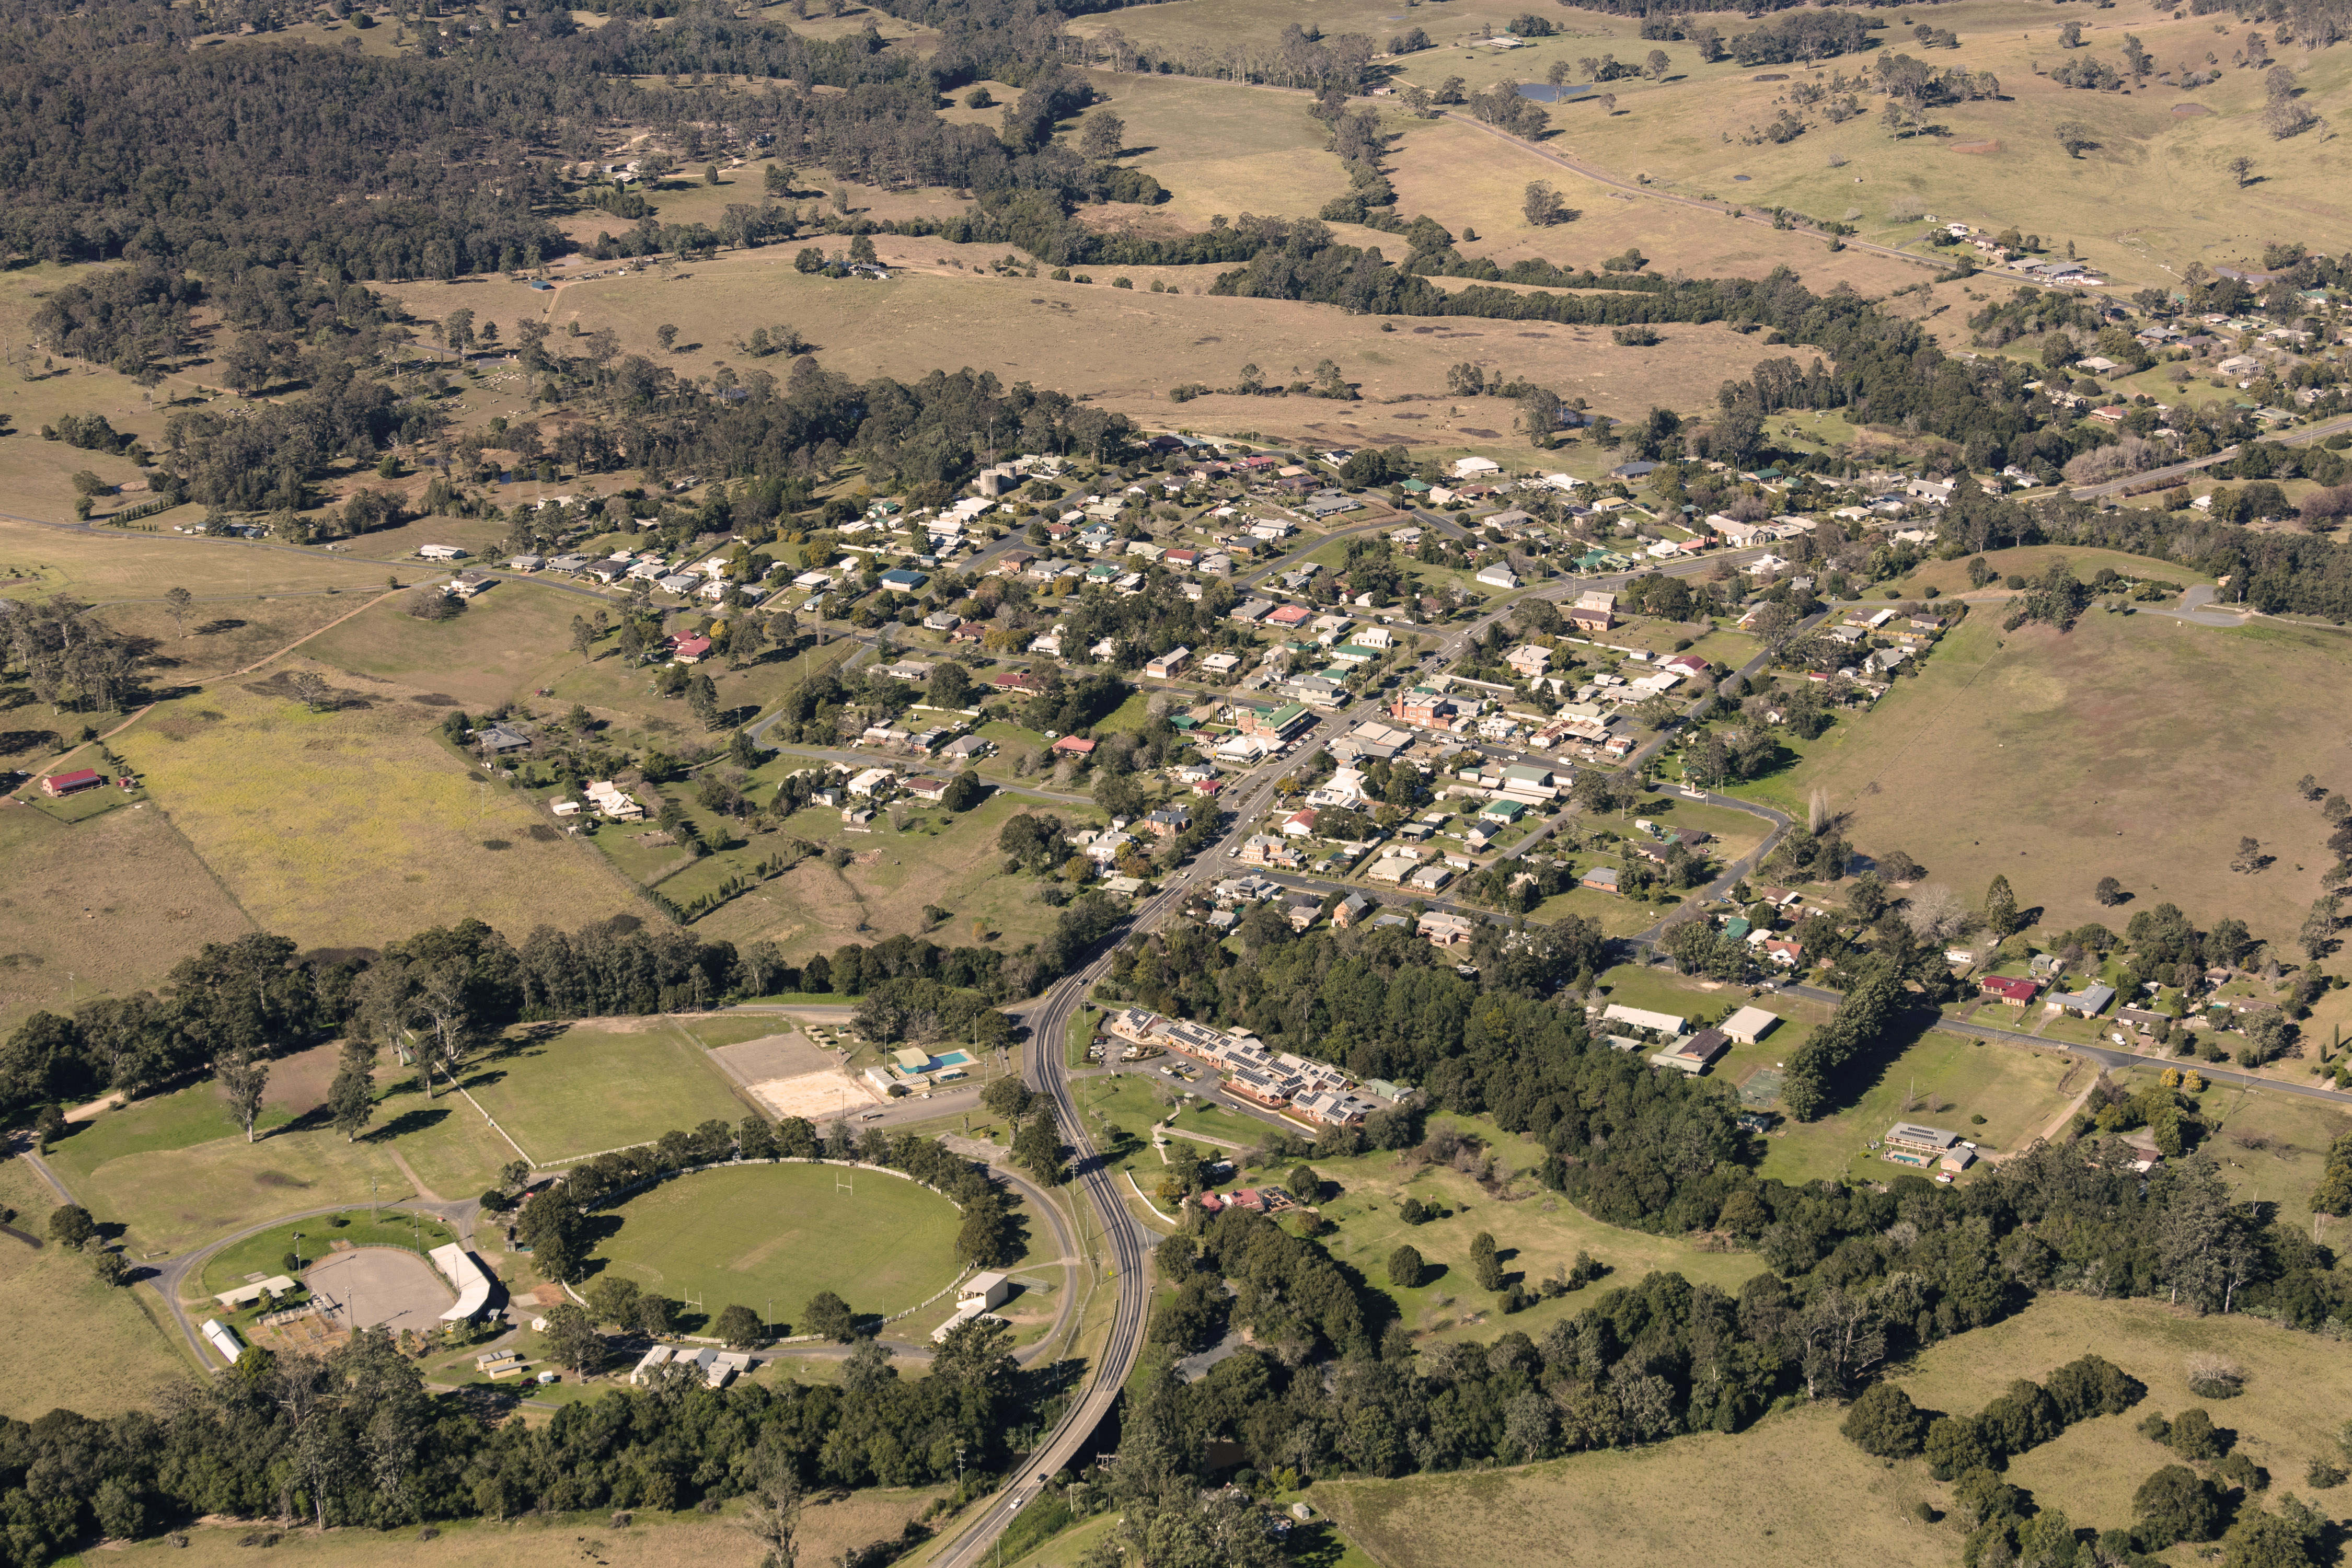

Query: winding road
<box><xmin>923</xmin><ymin>716</ymin><xmax>1308</xmax><ymax>1568</ymax></box>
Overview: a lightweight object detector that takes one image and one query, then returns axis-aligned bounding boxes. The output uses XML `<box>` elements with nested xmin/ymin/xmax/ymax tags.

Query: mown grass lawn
<box><xmin>463</xmin><ymin>1020</ymin><xmax>747</xmax><ymax>1164</ymax></box>
<box><xmin>587</xmin><ymin>1162</ymin><xmax>966</xmax><ymax>1330</ymax></box>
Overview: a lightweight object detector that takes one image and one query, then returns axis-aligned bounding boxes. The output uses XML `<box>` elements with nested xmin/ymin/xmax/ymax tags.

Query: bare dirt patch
<box><xmin>260</xmin><ymin>1042</ymin><xmax>341</xmax><ymax>1117</ymax></box>
<box><xmin>306</xmin><ymin>1246</ymin><xmax>457</xmax><ymax>1334</ymax></box>
<box><xmin>745</xmin><ymin>1067</ymin><xmax>881</xmax><ymax>1121</ymax></box>
<box><xmin>711</xmin><ymin>1031</ymin><xmax>837</xmax><ymax>1084</ymax></box>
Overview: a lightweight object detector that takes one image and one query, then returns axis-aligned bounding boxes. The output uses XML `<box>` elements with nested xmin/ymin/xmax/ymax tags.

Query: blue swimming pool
<box><xmin>931</xmin><ymin>1050</ymin><xmax>975</xmax><ymax>1068</ymax></box>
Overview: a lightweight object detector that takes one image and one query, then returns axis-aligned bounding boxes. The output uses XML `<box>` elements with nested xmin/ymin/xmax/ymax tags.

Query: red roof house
<box><xmin>42</xmin><ymin>767</ymin><xmax>103</xmax><ymax>798</ymax></box>
<box><xmin>1051</xmin><ymin>735</ymin><xmax>1096</xmax><ymax>755</ymax></box>
<box><xmin>1980</xmin><ymin>975</ymin><xmax>2042</xmax><ymax>1005</ymax></box>
<box><xmin>669</xmin><ymin>633</ymin><xmax>713</xmax><ymax>663</ymax></box>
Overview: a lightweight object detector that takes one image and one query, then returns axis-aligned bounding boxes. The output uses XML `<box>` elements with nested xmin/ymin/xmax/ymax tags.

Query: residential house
<box><xmin>1417</xmin><ymin>911</ymin><xmax>1477</xmax><ymax>946</ymax></box>
<box><xmin>1504</xmin><ymin>645</ymin><xmax>1552</xmax><ymax>680</ymax></box>
<box><xmin>1567</xmin><ymin>591</ymin><xmax>1617</xmax><ymax>632</ymax></box>
<box><xmin>1882</xmin><ymin>1123</ymin><xmax>1967</xmax><ymax>1171</ymax></box>
<box><xmin>1402</xmin><ymin>862</ymin><xmax>1452</xmax><ymax>894</ymax></box>
<box><xmin>584</xmin><ymin>780</ymin><xmax>645</xmax><ymax>821</ymax></box>
<box><xmin>1979</xmin><ymin>975</ymin><xmax>2042</xmax><ymax>1007</ymax></box>
<box><xmin>1581</xmin><ymin>866</ymin><xmax>1620</xmax><ymax>893</ymax></box>
<box><xmin>1281</xmin><ymin>808</ymin><xmax>1319</xmax><ymax>837</ymax></box>
<box><xmin>1475</xmin><ymin>563</ymin><xmax>1520</xmax><ymax>590</ymax></box>
<box><xmin>1144</xmin><ymin>807</ymin><xmax>1193</xmax><ymax>839</ymax></box>
<box><xmin>41</xmin><ymin>768</ymin><xmax>104</xmax><ymax>798</ymax></box>
<box><xmin>1333</xmin><ymin>891</ymin><xmax>1373</xmax><ymax>929</ymax></box>
<box><xmin>1145</xmin><ymin>646</ymin><xmax>1192</xmax><ymax>679</ymax></box>
<box><xmin>2050</xmin><ymin>983</ymin><xmax>2117</xmax><ymax>1018</ymax></box>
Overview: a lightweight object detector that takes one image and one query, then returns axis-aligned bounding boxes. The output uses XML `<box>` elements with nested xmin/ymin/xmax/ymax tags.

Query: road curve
<box><xmin>924</xmin><ymin>732</ymin><xmax>1302</xmax><ymax>1568</ymax></box>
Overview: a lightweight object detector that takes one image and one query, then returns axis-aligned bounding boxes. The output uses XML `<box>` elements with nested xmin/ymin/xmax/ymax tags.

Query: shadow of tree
<box><xmin>364</xmin><ymin>1105</ymin><xmax>451</xmax><ymax>1143</ymax></box>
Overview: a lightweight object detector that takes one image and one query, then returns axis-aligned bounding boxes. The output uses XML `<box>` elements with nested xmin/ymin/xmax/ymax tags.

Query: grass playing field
<box><xmin>586</xmin><ymin>1161</ymin><xmax>966</xmax><ymax>1330</ymax></box>
<box><xmin>0</xmin><ymin>1157</ymin><xmax>197</xmax><ymax>1421</ymax></box>
<box><xmin>109</xmin><ymin>669</ymin><xmax>639</xmax><ymax>952</ymax></box>
<box><xmin>294</xmin><ymin>581</ymin><xmax>601</xmax><ymax>713</ymax></box>
<box><xmin>464</xmin><ymin>1019</ymin><xmax>749</xmax><ymax>1165</ymax></box>
<box><xmin>1722</xmin><ymin>598</ymin><xmax>2352</xmax><ymax>951</ymax></box>
<box><xmin>1319</xmin><ymin>1291</ymin><xmax>2352</xmax><ymax>1568</ymax></box>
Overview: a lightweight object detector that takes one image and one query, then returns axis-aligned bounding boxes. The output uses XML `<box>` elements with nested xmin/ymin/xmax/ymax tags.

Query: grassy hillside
<box><xmin>1080</xmin><ymin>0</ymin><xmax>2352</xmax><ymax>283</ymax></box>
<box><xmin>1725</xmin><ymin>597</ymin><xmax>2352</xmax><ymax>946</ymax></box>
<box><xmin>1319</xmin><ymin>1294</ymin><xmax>2352</xmax><ymax>1568</ymax></box>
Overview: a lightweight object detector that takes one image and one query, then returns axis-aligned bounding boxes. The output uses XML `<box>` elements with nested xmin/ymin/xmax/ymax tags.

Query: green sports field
<box><xmin>585</xmin><ymin>1162</ymin><xmax>965</xmax><ymax>1330</ymax></box>
<box><xmin>463</xmin><ymin>1019</ymin><xmax>748</xmax><ymax>1165</ymax></box>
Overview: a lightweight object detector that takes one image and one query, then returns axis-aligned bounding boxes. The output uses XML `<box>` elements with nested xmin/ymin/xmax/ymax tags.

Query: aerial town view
<box><xmin>6</xmin><ymin>0</ymin><xmax>2352</xmax><ymax>1563</ymax></box>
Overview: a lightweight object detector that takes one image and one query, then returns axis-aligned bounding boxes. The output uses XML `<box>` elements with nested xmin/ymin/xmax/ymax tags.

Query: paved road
<box><xmin>2067</xmin><ymin>410</ymin><xmax>2352</xmax><ymax>500</ymax></box>
<box><xmin>1773</xmin><ymin>979</ymin><xmax>2352</xmax><ymax>1109</ymax></box>
<box><xmin>926</xmin><ymin>725</ymin><xmax>1306</xmax><ymax>1568</ymax></box>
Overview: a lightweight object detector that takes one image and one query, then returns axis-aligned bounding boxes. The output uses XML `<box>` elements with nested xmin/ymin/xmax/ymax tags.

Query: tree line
<box><xmin>0</xmin><ymin>1307</ymin><xmax>1040</xmax><ymax>1558</ymax></box>
<box><xmin>0</xmin><ymin>898</ymin><xmax>1146</xmax><ymax>1125</ymax></box>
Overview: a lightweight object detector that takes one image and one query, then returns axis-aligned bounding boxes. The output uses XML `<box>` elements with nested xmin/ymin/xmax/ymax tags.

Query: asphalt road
<box><xmin>924</xmin><ymin>727</ymin><xmax>1307</xmax><ymax>1568</ymax></box>
<box><xmin>1774</xmin><ymin>979</ymin><xmax>2352</xmax><ymax>1110</ymax></box>
<box><xmin>2067</xmin><ymin>410</ymin><xmax>2352</xmax><ymax>500</ymax></box>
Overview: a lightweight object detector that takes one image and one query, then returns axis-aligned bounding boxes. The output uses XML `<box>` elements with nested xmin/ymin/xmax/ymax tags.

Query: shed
<box><xmin>1720</xmin><ymin>1006</ymin><xmax>1780</xmax><ymax>1044</ymax></box>
<box><xmin>201</xmin><ymin>1318</ymin><xmax>245</xmax><ymax>1366</ymax></box>
<box><xmin>961</xmin><ymin>1272</ymin><xmax>1012</xmax><ymax>1311</ymax></box>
